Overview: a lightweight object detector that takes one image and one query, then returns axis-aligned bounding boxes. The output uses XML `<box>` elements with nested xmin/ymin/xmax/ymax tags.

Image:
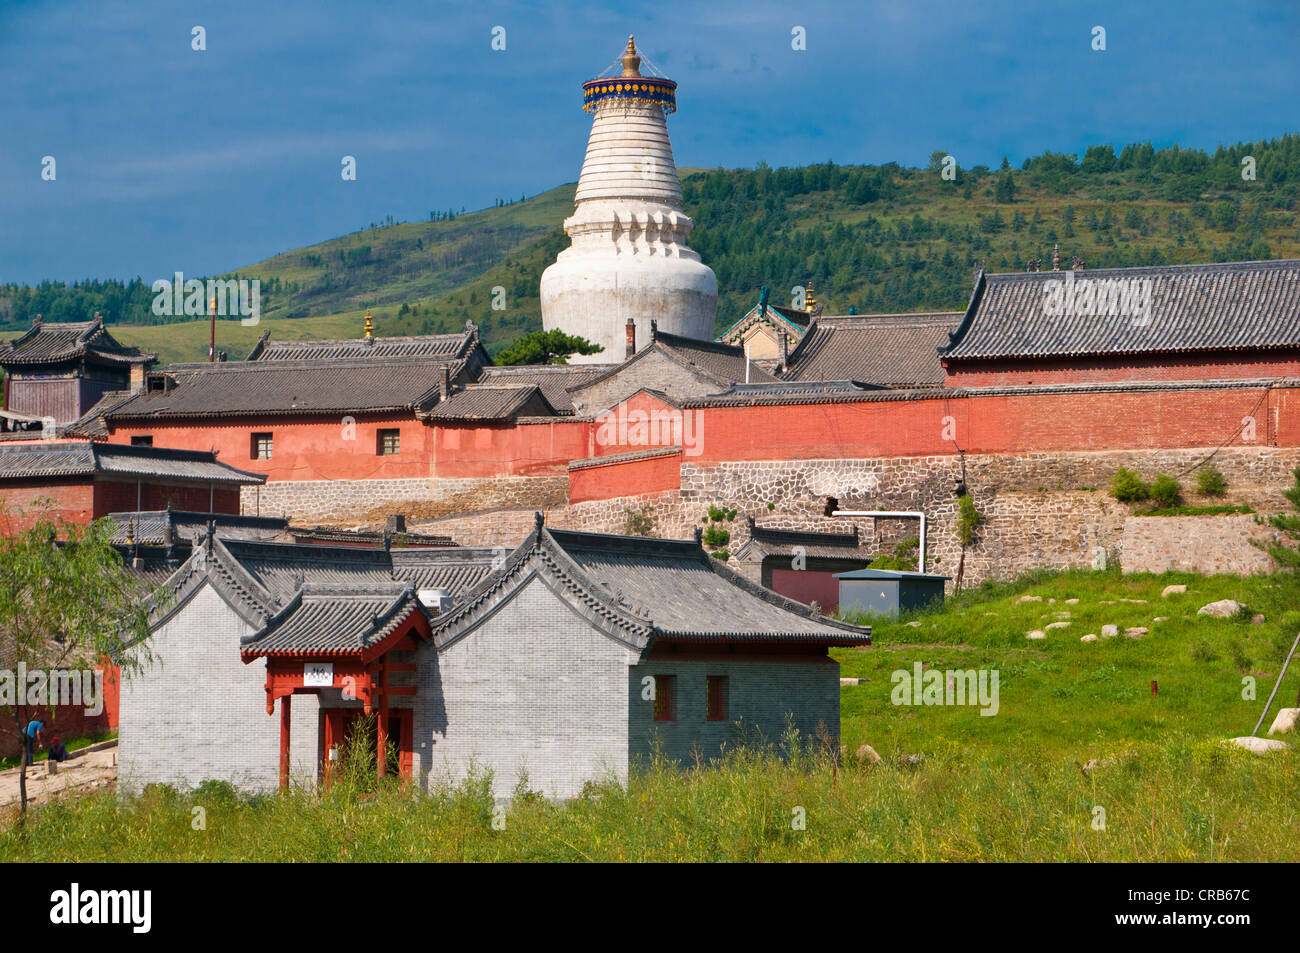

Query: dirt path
<box><xmin>0</xmin><ymin>741</ymin><xmax>117</xmax><ymax>808</ymax></box>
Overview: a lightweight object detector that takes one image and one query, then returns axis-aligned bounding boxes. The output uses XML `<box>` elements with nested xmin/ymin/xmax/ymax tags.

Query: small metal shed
<box><xmin>833</xmin><ymin>568</ymin><xmax>950</xmax><ymax>617</ymax></box>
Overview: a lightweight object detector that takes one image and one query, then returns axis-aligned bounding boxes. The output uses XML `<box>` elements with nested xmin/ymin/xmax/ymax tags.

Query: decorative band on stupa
<box><xmin>582</xmin><ymin>35</ymin><xmax>676</xmax><ymax>114</ymax></box>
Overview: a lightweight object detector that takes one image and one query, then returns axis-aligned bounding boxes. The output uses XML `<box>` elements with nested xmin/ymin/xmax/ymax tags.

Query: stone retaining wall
<box><xmin>241</xmin><ymin>475</ymin><xmax>568</xmax><ymax>525</ymax></box>
<box><xmin>242</xmin><ymin>478</ymin><xmax>434</xmax><ymax>522</ymax></box>
<box><xmin>1120</xmin><ymin>514</ymin><xmax>1281</xmax><ymax>576</ymax></box>
<box><xmin>407</xmin><ymin>446</ymin><xmax>1300</xmax><ymax>587</ymax></box>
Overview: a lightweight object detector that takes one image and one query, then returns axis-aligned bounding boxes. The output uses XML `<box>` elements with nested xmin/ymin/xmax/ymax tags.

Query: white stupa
<box><xmin>540</xmin><ymin>36</ymin><xmax>717</xmax><ymax>364</ymax></box>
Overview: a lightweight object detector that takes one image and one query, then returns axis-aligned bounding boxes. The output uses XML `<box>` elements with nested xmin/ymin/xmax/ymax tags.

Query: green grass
<box><xmin>4</xmin><ymin>569</ymin><xmax>1300</xmax><ymax>861</ymax></box>
<box><xmin>1131</xmin><ymin>504</ymin><xmax>1255</xmax><ymax>517</ymax></box>
<box><xmin>834</xmin><ymin>567</ymin><xmax>1300</xmax><ymax>761</ymax></box>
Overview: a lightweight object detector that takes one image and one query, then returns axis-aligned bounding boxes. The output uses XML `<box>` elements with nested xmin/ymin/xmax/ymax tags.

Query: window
<box><xmin>652</xmin><ymin>674</ymin><xmax>676</xmax><ymax>722</ymax></box>
<box><xmin>251</xmin><ymin>432</ymin><xmax>273</xmax><ymax>460</ymax></box>
<box><xmin>706</xmin><ymin>675</ymin><xmax>729</xmax><ymax>721</ymax></box>
<box><xmin>130</xmin><ymin>435</ymin><xmax>153</xmax><ymax>446</ymax></box>
<box><xmin>377</xmin><ymin>428</ymin><xmax>400</xmax><ymax>455</ymax></box>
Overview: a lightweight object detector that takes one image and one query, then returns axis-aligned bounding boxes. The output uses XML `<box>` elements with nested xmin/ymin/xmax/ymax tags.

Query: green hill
<box><xmin>9</xmin><ymin>135</ymin><xmax>1300</xmax><ymax>365</ymax></box>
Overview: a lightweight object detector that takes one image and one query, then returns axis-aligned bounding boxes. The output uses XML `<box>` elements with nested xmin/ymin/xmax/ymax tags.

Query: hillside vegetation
<box><xmin>6</xmin><ymin>135</ymin><xmax>1300</xmax><ymax>364</ymax></box>
<box><xmin>4</xmin><ymin>567</ymin><xmax>1299</xmax><ymax>861</ymax></box>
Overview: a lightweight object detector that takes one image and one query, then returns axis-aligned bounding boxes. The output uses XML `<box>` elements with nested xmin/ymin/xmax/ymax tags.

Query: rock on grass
<box><xmin>1198</xmin><ymin>599</ymin><xmax>1245</xmax><ymax>618</ymax></box>
<box><xmin>1268</xmin><ymin>709</ymin><xmax>1300</xmax><ymax>736</ymax></box>
<box><xmin>1226</xmin><ymin>736</ymin><xmax>1289</xmax><ymax>754</ymax></box>
<box><xmin>856</xmin><ymin>743</ymin><xmax>881</xmax><ymax>765</ymax></box>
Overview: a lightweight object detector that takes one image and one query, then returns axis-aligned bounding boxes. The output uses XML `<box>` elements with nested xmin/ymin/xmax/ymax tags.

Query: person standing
<box><xmin>22</xmin><ymin>718</ymin><xmax>43</xmax><ymax>777</ymax></box>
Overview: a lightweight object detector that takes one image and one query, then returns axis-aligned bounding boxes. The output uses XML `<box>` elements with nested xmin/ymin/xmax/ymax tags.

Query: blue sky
<box><xmin>1</xmin><ymin>0</ymin><xmax>1297</xmax><ymax>283</ymax></box>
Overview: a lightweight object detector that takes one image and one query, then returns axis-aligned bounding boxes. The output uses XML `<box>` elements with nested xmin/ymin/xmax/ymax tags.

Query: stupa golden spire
<box><xmin>621</xmin><ymin>35</ymin><xmax>641</xmax><ymax>76</ymax></box>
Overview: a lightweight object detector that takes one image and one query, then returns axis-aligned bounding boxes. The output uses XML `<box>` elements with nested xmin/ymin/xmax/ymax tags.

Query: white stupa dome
<box><xmin>540</xmin><ymin>36</ymin><xmax>718</xmax><ymax>364</ymax></box>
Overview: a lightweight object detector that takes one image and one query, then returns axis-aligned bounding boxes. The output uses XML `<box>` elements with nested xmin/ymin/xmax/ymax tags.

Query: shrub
<box><xmin>706</xmin><ymin>504</ymin><xmax>737</xmax><ymax>523</ymax></box>
<box><xmin>1109</xmin><ymin>467</ymin><xmax>1150</xmax><ymax>503</ymax></box>
<box><xmin>701</xmin><ymin>524</ymin><xmax>731</xmax><ymax>549</ymax></box>
<box><xmin>1150</xmin><ymin>474</ymin><xmax>1182</xmax><ymax>507</ymax></box>
<box><xmin>701</xmin><ymin>506</ymin><xmax>737</xmax><ymax>559</ymax></box>
<box><xmin>871</xmin><ymin>537</ymin><xmax>920</xmax><ymax>572</ymax></box>
<box><xmin>957</xmin><ymin>494</ymin><xmax>982</xmax><ymax>546</ymax></box>
<box><xmin>1195</xmin><ymin>464</ymin><xmax>1227</xmax><ymax>497</ymax></box>
<box><xmin>624</xmin><ymin>505</ymin><xmax>657</xmax><ymax>537</ymax></box>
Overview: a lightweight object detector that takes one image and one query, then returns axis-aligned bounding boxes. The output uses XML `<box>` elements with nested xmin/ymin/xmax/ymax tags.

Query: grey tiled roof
<box><xmin>64</xmin><ymin>390</ymin><xmax>138</xmax><ymax>438</ymax></box>
<box><xmin>0</xmin><ymin>318</ymin><xmax>156</xmax><ymax>367</ymax></box>
<box><xmin>244</xmin><ymin>586</ymin><xmax>422</xmax><ymax>656</ymax></box>
<box><xmin>566</xmin><ymin>330</ymin><xmax>779</xmax><ymax>404</ymax></box>
<box><xmin>567</xmin><ymin>445</ymin><xmax>681</xmax><ymax>470</ymax></box>
<box><xmin>783</xmin><ymin>313</ymin><xmax>960</xmax><ymax>386</ymax></box>
<box><xmin>288</xmin><ymin>526</ymin><xmax>457</xmax><ymax>548</ymax></box>
<box><xmin>548</xmin><ymin>528</ymin><xmax>867</xmax><ymax>640</ymax></box>
<box><xmin>248</xmin><ymin>329</ymin><xmax>475</xmax><ymax>361</ymax></box>
<box><xmin>735</xmin><ymin>522</ymin><xmax>873</xmax><ymax>561</ymax></box>
<box><xmin>104</xmin><ymin>358</ymin><xmax>449</xmax><ymax>418</ymax></box>
<box><xmin>429</xmin><ymin>519</ymin><xmax>871</xmax><ymax>648</ymax></box>
<box><xmin>702</xmin><ymin>380</ymin><xmax>885</xmax><ymax>399</ymax></box>
<box><xmin>476</xmin><ymin>364</ymin><xmax>616</xmax><ymax>413</ymax></box>
<box><xmin>942</xmin><ymin>259</ymin><xmax>1300</xmax><ymax>362</ymax></box>
<box><xmin>212</xmin><ymin>537</ymin><xmax>496</xmax><ymax>605</ymax></box>
<box><xmin>769</xmin><ymin>304</ymin><xmax>814</xmax><ymax>327</ymax></box>
<box><xmin>390</xmin><ymin>549</ymin><xmax>496</xmax><ymax>594</ymax></box>
<box><xmin>426</xmin><ymin>385</ymin><xmax>554</xmax><ymax>421</ymax></box>
<box><xmin>144</xmin><ymin>535</ymin><xmax>500</xmax><ymax>655</ymax></box>
<box><xmin>652</xmin><ymin>330</ymin><xmax>779</xmax><ymax>385</ymax></box>
<box><xmin>104</xmin><ymin>510</ymin><xmax>288</xmax><ymax>544</ymax></box>
<box><xmin>0</xmin><ymin>440</ymin><xmax>266</xmax><ymax>485</ymax></box>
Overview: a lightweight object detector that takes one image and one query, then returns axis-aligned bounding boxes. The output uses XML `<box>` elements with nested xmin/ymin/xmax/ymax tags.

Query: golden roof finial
<box><xmin>804</xmin><ymin>281</ymin><xmax>818</xmax><ymax>314</ymax></box>
<box><xmin>363</xmin><ymin>308</ymin><xmax>374</xmax><ymax>338</ymax></box>
<box><xmin>620</xmin><ymin>35</ymin><xmax>641</xmax><ymax>77</ymax></box>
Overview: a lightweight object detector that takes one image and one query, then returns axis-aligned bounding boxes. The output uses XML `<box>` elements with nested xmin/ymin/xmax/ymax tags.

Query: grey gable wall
<box><xmin>627</xmin><ymin>658</ymin><xmax>840</xmax><ymax>768</ymax></box>
<box><xmin>416</xmin><ymin>574</ymin><xmax>640</xmax><ymax>799</ymax></box>
<box><xmin>569</xmin><ymin>350</ymin><xmax>716</xmax><ymax>417</ymax></box>
<box><xmin>118</xmin><ymin>582</ymin><xmax>320</xmax><ymax>794</ymax></box>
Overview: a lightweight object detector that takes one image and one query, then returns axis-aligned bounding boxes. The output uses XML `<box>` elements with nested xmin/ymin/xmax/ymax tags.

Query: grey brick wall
<box><xmin>119</xmin><ymin>583</ymin><xmax>320</xmax><ymax>794</ymax></box>
<box><xmin>626</xmin><ymin>658</ymin><xmax>841</xmax><ymax>769</ymax></box>
<box><xmin>415</xmin><ymin>576</ymin><xmax>640</xmax><ymax>799</ymax></box>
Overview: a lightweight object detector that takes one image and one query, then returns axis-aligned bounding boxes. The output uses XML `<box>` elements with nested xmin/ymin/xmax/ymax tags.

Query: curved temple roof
<box><xmin>942</xmin><ymin>259</ymin><xmax>1300</xmax><ymax>362</ymax></box>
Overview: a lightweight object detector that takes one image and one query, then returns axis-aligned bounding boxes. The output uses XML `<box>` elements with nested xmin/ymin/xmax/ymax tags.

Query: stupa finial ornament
<box><xmin>621</xmin><ymin>35</ymin><xmax>641</xmax><ymax>77</ymax></box>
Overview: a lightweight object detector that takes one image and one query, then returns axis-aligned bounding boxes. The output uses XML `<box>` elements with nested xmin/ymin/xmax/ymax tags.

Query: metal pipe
<box><xmin>1252</xmin><ymin>629</ymin><xmax>1300</xmax><ymax>736</ymax></box>
<box><xmin>832</xmin><ymin>510</ymin><xmax>928</xmax><ymax>571</ymax></box>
